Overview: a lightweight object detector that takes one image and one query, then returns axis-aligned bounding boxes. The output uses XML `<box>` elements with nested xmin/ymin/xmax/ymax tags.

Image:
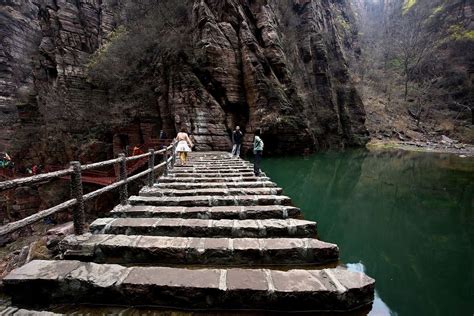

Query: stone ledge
<box><xmin>152</xmin><ymin>181</ymin><xmax>278</xmax><ymax>189</ymax></box>
<box><xmin>169</xmin><ymin>169</ymin><xmax>254</xmax><ymax>174</ymax></box>
<box><xmin>110</xmin><ymin>205</ymin><xmax>301</xmax><ymax>219</ymax></box>
<box><xmin>174</xmin><ymin>164</ymin><xmax>253</xmax><ymax>168</ymax></box>
<box><xmin>139</xmin><ymin>187</ymin><xmax>283</xmax><ymax>197</ymax></box>
<box><xmin>128</xmin><ymin>195</ymin><xmax>292</xmax><ymax>207</ymax></box>
<box><xmin>158</xmin><ymin>176</ymin><xmax>271</xmax><ymax>183</ymax></box>
<box><xmin>168</xmin><ymin>172</ymin><xmax>258</xmax><ymax>178</ymax></box>
<box><xmin>89</xmin><ymin>218</ymin><xmax>317</xmax><ymax>237</ymax></box>
<box><xmin>4</xmin><ymin>260</ymin><xmax>375</xmax><ymax>311</ymax></box>
<box><xmin>0</xmin><ymin>307</ymin><xmax>60</xmax><ymax>315</ymax></box>
<box><xmin>61</xmin><ymin>234</ymin><xmax>339</xmax><ymax>265</ymax></box>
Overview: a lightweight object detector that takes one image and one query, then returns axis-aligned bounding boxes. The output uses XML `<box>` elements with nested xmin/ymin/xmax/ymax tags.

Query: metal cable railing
<box><xmin>0</xmin><ymin>143</ymin><xmax>177</xmax><ymax>237</ymax></box>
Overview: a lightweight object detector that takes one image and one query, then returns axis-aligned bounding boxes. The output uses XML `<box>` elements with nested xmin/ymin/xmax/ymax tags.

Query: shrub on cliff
<box><xmin>87</xmin><ymin>0</ymin><xmax>193</xmax><ymax>92</ymax></box>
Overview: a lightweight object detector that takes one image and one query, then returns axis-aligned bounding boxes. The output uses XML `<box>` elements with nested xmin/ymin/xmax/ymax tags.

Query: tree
<box><xmin>388</xmin><ymin>2</ymin><xmax>436</xmax><ymax>101</ymax></box>
<box><xmin>87</xmin><ymin>0</ymin><xmax>193</xmax><ymax>92</ymax></box>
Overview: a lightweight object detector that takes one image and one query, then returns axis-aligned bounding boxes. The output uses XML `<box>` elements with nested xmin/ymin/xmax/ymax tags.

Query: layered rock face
<box><xmin>1</xmin><ymin>0</ymin><xmax>120</xmax><ymax>165</ymax></box>
<box><xmin>0</xmin><ymin>1</ymin><xmax>41</xmax><ymax>152</ymax></box>
<box><xmin>162</xmin><ymin>0</ymin><xmax>368</xmax><ymax>152</ymax></box>
<box><xmin>1</xmin><ymin>0</ymin><xmax>368</xmax><ymax>162</ymax></box>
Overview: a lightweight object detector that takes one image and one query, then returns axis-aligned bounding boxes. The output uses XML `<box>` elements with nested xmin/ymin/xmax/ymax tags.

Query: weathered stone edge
<box><xmin>4</xmin><ymin>260</ymin><xmax>375</xmax><ymax>312</ymax></box>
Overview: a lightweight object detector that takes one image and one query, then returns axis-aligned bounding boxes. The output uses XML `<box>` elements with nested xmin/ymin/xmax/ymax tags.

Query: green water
<box><xmin>260</xmin><ymin>149</ymin><xmax>474</xmax><ymax>316</ymax></box>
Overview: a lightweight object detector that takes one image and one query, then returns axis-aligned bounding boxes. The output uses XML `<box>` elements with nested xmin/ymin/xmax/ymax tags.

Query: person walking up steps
<box><xmin>253</xmin><ymin>130</ymin><xmax>264</xmax><ymax>176</ymax></box>
<box><xmin>231</xmin><ymin>126</ymin><xmax>243</xmax><ymax>157</ymax></box>
<box><xmin>175</xmin><ymin>128</ymin><xmax>194</xmax><ymax>165</ymax></box>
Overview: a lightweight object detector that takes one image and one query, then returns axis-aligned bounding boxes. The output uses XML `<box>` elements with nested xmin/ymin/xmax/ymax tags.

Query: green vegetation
<box><xmin>86</xmin><ymin>0</ymin><xmax>192</xmax><ymax>91</ymax></box>
<box><xmin>388</xmin><ymin>58</ymin><xmax>403</xmax><ymax>70</ymax></box>
<box><xmin>449</xmin><ymin>24</ymin><xmax>474</xmax><ymax>41</ymax></box>
<box><xmin>337</xmin><ymin>16</ymin><xmax>350</xmax><ymax>31</ymax></box>
<box><xmin>403</xmin><ymin>0</ymin><xmax>417</xmax><ymax>14</ymax></box>
<box><xmin>87</xmin><ymin>26</ymin><xmax>127</xmax><ymax>70</ymax></box>
<box><xmin>432</xmin><ymin>5</ymin><xmax>443</xmax><ymax>15</ymax></box>
<box><xmin>428</xmin><ymin>5</ymin><xmax>444</xmax><ymax>19</ymax></box>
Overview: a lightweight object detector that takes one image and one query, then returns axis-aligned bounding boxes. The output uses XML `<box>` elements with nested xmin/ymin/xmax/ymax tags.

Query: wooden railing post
<box><xmin>171</xmin><ymin>142</ymin><xmax>177</xmax><ymax>168</ymax></box>
<box><xmin>147</xmin><ymin>149</ymin><xmax>155</xmax><ymax>187</ymax></box>
<box><xmin>70</xmin><ymin>161</ymin><xmax>85</xmax><ymax>235</ymax></box>
<box><xmin>118</xmin><ymin>153</ymin><xmax>128</xmax><ymax>205</ymax></box>
<box><xmin>164</xmin><ymin>149</ymin><xmax>169</xmax><ymax>176</ymax></box>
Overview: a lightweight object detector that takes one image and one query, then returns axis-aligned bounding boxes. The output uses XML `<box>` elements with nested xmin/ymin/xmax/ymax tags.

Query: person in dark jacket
<box><xmin>253</xmin><ymin>129</ymin><xmax>264</xmax><ymax>176</ymax></box>
<box><xmin>231</xmin><ymin>126</ymin><xmax>243</xmax><ymax>157</ymax></box>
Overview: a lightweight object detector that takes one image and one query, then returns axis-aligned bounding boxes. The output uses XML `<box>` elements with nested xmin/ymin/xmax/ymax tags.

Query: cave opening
<box><xmin>46</xmin><ymin>67</ymin><xmax>58</xmax><ymax>81</ymax></box>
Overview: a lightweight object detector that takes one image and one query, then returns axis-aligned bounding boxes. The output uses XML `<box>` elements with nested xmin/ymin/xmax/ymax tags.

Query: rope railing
<box><xmin>0</xmin><ymin>143</ymin><xmax>177</xmax><ymax>237</ymax></box>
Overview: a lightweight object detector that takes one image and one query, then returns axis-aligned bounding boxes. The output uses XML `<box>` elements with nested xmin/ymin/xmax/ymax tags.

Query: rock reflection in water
<box><xmin>261</xmin><ymin>149</ymin><xmax>474</xmax><ymax>316</ymax></box>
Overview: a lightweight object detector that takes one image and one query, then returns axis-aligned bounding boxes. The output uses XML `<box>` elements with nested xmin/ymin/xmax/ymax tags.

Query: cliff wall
<box><xmin>1</xmin><ymin>0</ymin><xmax>368</xmax><ymax>161</ymax></box>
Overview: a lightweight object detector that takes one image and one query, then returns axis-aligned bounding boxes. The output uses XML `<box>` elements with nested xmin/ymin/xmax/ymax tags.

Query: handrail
<box><xmin>0</xmin><ymin>142</ymin><xmax>177</xmax><ymax>237</ymax></box>
<box><xmin>124</xmin><ymin>146</ymin><xmax>168</xmax><ymax>162</ymax></box>
<box><xmin>0</xmin><ymin>198</ymin><xmax>77</xmax><ymax>236</ymax></box>
<box><xmin>0</xmin><ymin>169</ymin><xmax>73</xmax><ymax>191</ymax></box>
<box><xmin>0</xmin><ymin>145</ymin><xmax>173</xmax><ymax>191</ymax></box>
<box><xmin>80</xmin><ymin>157</ymin><xmax>122</xmax><ymax>171</ymax></box>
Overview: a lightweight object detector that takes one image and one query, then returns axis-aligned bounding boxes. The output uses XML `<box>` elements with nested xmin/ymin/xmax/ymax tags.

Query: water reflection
<box><xmin>346</xmin><ymin>263</ymin><xmax>394</xmax><ymax>316</ymax></box>
<box><xmin>262</xmin><ymin>149</ymin><xmax>474</xmax><ymax>316</ymax></box>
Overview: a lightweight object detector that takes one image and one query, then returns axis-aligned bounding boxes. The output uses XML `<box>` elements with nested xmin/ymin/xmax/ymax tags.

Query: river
<box><xmin>261</xmin><ymin>149</ymin><xmax>474</xmax><ymax>316</ymax></box>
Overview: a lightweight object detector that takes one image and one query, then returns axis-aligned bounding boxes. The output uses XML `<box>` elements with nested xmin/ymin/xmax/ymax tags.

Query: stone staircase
<box><xmin>3</xmin><ymin>152</ymin><xmax>375</xmax><ymax>312</ymax></box>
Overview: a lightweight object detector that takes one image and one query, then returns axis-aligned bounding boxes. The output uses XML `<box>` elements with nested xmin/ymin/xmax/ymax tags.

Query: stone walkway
<box><xmin>3</xmin><ymin>152</ymin><xmax>375</xmax><ymax>312</ymax></box>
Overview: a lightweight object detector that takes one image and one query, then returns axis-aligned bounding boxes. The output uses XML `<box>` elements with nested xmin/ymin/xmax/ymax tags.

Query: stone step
<box><xmin>4</xmin><ymin>260</ymin><xmax>375</xmax><ymax>311</ymax></box>
<box><xmin>158</xmin><ymin>176</ymin><xmax>270</xmax><ymax>183</ymax></box>
<box><xmin>153</xmin><ymin>181</ymin><xmax>278</xmax><ymax>189</ymax></box>
<box><xmin>186</xmin><ymin>159</ymin><xmax>238</xmax><ymax>162</ymax></box>
<box><xmin>176</xmin><ymin>162</ymin><xmax>251</xmax><ymax>166</ymax></box>
<box><xmin>128</xmin><ymin>195</ymin><xmax>292</xmax><ymax>207</ymax></box>
<box><xmin>186</xmin><ymin>156</ymin><xmax>235</xmax><ymax>159</ymax></box>
<box><xmin>173</xmin><ymin>168</ymin><xmax>253</xmax><ymax>172</ymax></box>
<box><xmin>182</xmin><ymin>162</ymin><xmax>248</xmax><ymax>166</ymax></box>
<box><xmin>168</xmin><ymin>172</ymin><xmax>258</xmax><ymax>178</ymax></box>
<box><xmin>89</xmin><ymin>218</ymin><xmax>316</xmax><ymax>237</ymax></box>
<box><xmin>170</xmin><ymin>169</ymin><xmax>255</xmax><ymax>174</ymax></box>
<box><xmin>61</xmin><ymin>234</ymin><xmax>339</xmax><ymax>265</ymax></box>
<box><xmin>0</xmin><ymin>307</ymin><xmax>60</xmax><ymax>315</ymax></box>
<box><xmin>174</xmin><ymin>163</ymin><xmax>252</xmax><ymax>168</ymax></box>
<box><xmin>139</xmin><ymin>187</ymin><xmax>283</xmax><ymax>197</ymax></box>
<box><xmin>110</xmin><ymin>205</ymin><xmax>301</xmax><ymax>219</ymax></box>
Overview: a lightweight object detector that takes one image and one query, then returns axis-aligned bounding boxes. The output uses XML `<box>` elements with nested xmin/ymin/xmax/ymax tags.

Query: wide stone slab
<box><xmin>139</xmin><ymin>187</ymin><xmax>283</xmax><ymax>197</ymax></box>
<box><xmin>170</xmin><ymin>168</ymin><xmax>254</xmax><ymax>174</ymax></box>
<box><xmin>174</xmin><ymin>164</ymin><xmax>253</xmax><ymax>169</ymax></box>
<box><xmin>61</xmin><ymin>234</ymin><xmax>339</xmax><ymax>265</ymax></box>
<box><xmin>175</xmin><ymin>163</ymin><xmax>252</xmax><ymax>168</ymax></box>
<box><xmin>168</xmin><ymin>172</ymin><xmax>258</xmax><ymax>178</ymax></box>
<box><xmin>110</xmin><ymin>205</ymin><xmax>301</xmax><ymax>219</ymax></box>
<box><xmin>128</xmin><ymin>195</ymin><xmax>292</xmax><ymax>206</ymax></box>
<box><xmin>158</xmin><ymin>176</ymin><xmax>271</xmax><ymax>183</ymax></box>
<box><xmin>4</xmin><ymin>260</ymin><xmax>375</xmax><ymax>311</ymax></box>
<box><xmin>153</xmin><ymin>181</ymin><xmax>278</xmax><ymax>189</ymax></box>
<box><xmin>0</xmin><ymin>307</ymin><xmax>60</xmax><ymax>315</ymax></box>
<box><xmin>89</xmin><ymin>218</ymin><xmax>317</xmax><ymax>237</ymax></box>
